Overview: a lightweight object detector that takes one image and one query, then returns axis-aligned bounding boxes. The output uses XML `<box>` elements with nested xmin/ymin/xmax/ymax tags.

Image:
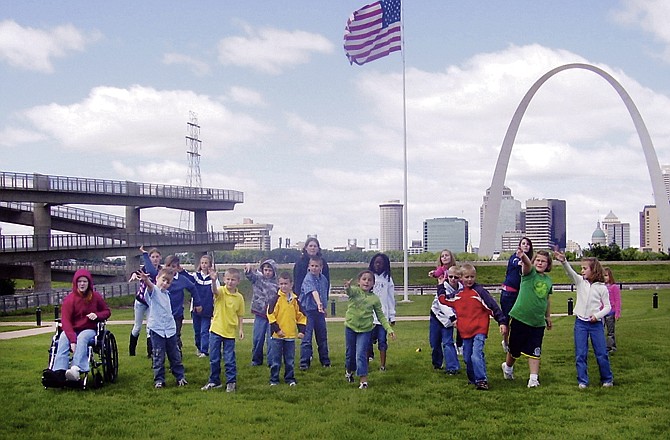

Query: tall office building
<box><xmin>222</xmin><ymin>218</ymin><xmax>273</xmax><ymax>251</ymax></box>
<box><xmin>524</xmin><ymin>198</ymin><xmax>566</xmax><ymax>250</ymax></box>
<box><xmin>663</xmin><ymin>165</ymin><xmax>670</xmax><ymax>202</ymax></box>
<box><xmin>639</xmin><ymin>205</ymin><xmax>663</xmax><ymax>253</ymax></box>
<box><xmin>379</xmin><ymin>200</ymin><xmax>403</xmax><ymax>252</ymax></box>
<box><xmin>601</xmin><ymin>210</ymin><xmax>630</xmax><ymax>249</ymax></box>
<box><xmin>423</xmin><ymin>217</ymin><xmax>468</xmax><ymax>253</ymax></box>
<box><xmin>480</xmin><ymin>185</ymin><xmax>522</xmax><ymax>253</ymax></box>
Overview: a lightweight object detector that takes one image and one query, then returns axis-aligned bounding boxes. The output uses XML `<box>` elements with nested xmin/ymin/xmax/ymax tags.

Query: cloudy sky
<box><xmin>2</xmin><ymin>1</ymin><xmax>670</xmax><ymax>251</ymax></box>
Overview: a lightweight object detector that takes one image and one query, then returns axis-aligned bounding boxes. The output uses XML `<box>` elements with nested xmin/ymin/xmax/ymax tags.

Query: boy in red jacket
<box><xmin>443</xmin><ymin>264</ymin><xmax>507</xmax><ymax>390</ymax></box>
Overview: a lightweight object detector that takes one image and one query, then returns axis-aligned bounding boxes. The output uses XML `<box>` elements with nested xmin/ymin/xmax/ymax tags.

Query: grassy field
<box><xmin>0</xmin><ymin>289</ymin><xmax>668</xmax><ymax>440</ymax></box>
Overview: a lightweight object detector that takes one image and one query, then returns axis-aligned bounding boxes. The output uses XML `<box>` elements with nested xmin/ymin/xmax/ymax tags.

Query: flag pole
<box><xmin>401</xmin><ymin>0</ymin><xmax>410</xmax><ymax>303</ymax></box>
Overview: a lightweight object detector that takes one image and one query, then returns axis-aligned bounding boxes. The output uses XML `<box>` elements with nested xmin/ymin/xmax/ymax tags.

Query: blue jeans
<box><xmin>500</xmin><ymin>291</ymin><xmax>518</xmax><ymax>320</ymax></box>
<box><xmin>132</xmin><ymin>300</ymin><xmax>149</xmax><ymax>337</ymax></box>
<box><xmin>192</xmin><ymin>313</ymin><xmax>211</xmax><ymax>355</ymax></box>
<box><xmin>429</xmin><ymin>314</ymin><xmax>459</xmax><ymax>371</ymax></box>
<box><xmin>345</xmin><ymin>327</ymin><xmax>372</xmax><ymax>377</ymax></box>
<box><xmin>369</xmin><ymin>324</ymin><xmax>388</xmax><ymax>354</ymax></box>
<box><xmin>300</xmin><ymin>310</ymin><xmax>330</xmax><ymax>368</ymax></box>
<box><xmin>268</xmin><ymin>338</ymin><xmax>296</xmax><ymax>384</ymax></box>
<box><xmin>53</xmin><ymin>329</ymin><xmax>95</xmax><ymax>372</ymax></box>
<box><xmin>209</xmin><ymin>332</ymin><xmax>237</xmax><ymax>385</ymax></box>
<box><xmin>462</xmin><ymin>334</ymin><xmax>488</xmax><ymax>383</ymax></box>
<box><xmin>574</xmin><ymin>318</ymin><xmax>613</xmax><ymax>385</ymax></box>
<box><xmin>150</xmin><ymin>330</ymin><xmax>185</xmax><ymax>383</ymax></box>
<box><xmin>251</xmin><ymin>315</ymin><xmax>271</xmax><ymax>366</ymax></box>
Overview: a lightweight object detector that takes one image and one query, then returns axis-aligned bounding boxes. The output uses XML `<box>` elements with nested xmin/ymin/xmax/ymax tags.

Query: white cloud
<box><xmin>611</xmin><ymin>0</ymin><xmax>670</xmax><ymax>61</ymax></box>
<box><xmin>15</xmin><ymin>85</ymin><xmax>272</xmax><ymax>155</ymax></box>
<box><xmin>284</xmin><ymin>112</ymin><xmax>356</xmax><ymax>153</ymax></box>
<box><xmin>217</xmin><ymin>23</ymin><xmax>333</xmax><ymax>74</ymax></box>
<box><xmin>0</xmin><ymin>126</ymin><xmax>47</xmax><ymax>148</ymax></box>
<box><xmin>228</xmin><ymin>86</ymin><xmax>267</xmax><ymax>107</ymax></box>
<box><xmin>162</xmin><ymin>52</ymin><xmax>211</xmax><ymax>77</ymax></box>
<box><xmin>0</xmin><ymin>20</ymin><xmax>100</xmax><ymax>72</ymax></box>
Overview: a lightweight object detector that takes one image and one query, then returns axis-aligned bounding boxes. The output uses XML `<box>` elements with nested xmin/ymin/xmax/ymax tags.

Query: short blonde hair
<box><xmin>224</xmin><ymin>268</ymin><xmax>241</xmax><ymax>280</ymax></box>
<box><xmin>460</xmin><ymin>263</ymin><xmax>476</xmax><ymax>276</ymax></box>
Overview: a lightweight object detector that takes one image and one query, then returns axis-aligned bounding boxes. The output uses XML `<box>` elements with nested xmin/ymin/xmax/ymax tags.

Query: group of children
<box><xmin>430</xmin><ymin>239</ymin><xmax>617</xmax><ymax>391</ymax></box>
<box><xmin>132</xmin><ymin>236</ymin><xmax>618</xmax><ymax>392</ymax></box>
<box><xmin>133</xmin><ymin>237</ymin><xmax>398</xmax><ymax>391</ymax></box>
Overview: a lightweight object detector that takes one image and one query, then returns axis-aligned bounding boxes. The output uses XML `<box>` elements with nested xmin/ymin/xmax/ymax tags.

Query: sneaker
<box><xmin>578</xmin><ymin>383</ymin><xmax>588</xmax><ymax>389</ymax></box>
<box><xmin>456</xmin><ymin>347</ymin><xmax>463</xmax><ymax>356</ymax></box>
<box><xmin>65</xmin><ymin>366</ymin><xmax>80</xmax><ymax>381</ymax></box>
<box><xmin>154</xmin><ymin>382</ymin><xmax>165</xmax><ymax>389</ymax></box>
<box><xmin>269</xmin><ymin>383</ymin><xmax>278</xmax><ymax>387</ymax></box>
<box><xmin>200</xmin><ymin>382</ymin><xmax>222</xmax><ymax>391</ymax></box>
<box><xmin>602</xmin><ymin>382</ymin><xmax>614</xmax><ymax>388</ymax></box>
<box><xmin>359</xmin><ymin>382</ymin><xmax>368</xmax><ymax>389</ymax></box>
<box><xmin>501</xmin><ymin>362</ymin><xmax>514</xmax><ymax>380</ymax></box>
<box><xmin>177</xmin><ymin>378</ymin><xmax>188</xmax><ymax>387</ymax></box>
<box><xmin>197</xmin><ymin>352</ymin><xmax>208</xmax><ymax>358</ymax></box>
<box><xmin>446</xmin><ymin>369</ymin><xmax>459</xmax><ymax>376</ymax></box>
<box><xmin>225</xmin><ymin>382</ymin><xmax>237</xmax><ymax>393</ymax></box>
<box><xmin>379</xmin><ymin>366</ymin><xmax>386</xmax><ymax>372</ymax></box>
<box><xmin>288</xmin><ymin>381</ymin><xmax>297</xmax><ymax>387</ymax></box>
<box><xmin>501</xmin><ymin>339</ymin><xmax>509</xmax><ymax>353</ymax></box>
<box><xmin>527</xmin><ymin>378</ymin><xmax>540</xmax><ymax>388</ymax></box>
<box><xmin>475</xmin><ymin>380</ymin><xmax>489</xmax><ymax>391</ymax></box>
<box><xmin>345</xmin><ymin>371</ymin><xmax>354</xmax><ymax>383</ymax></box>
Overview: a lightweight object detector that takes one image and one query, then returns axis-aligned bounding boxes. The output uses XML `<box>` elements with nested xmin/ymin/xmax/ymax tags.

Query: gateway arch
<box><xmin>480</xmin><ymin>63</ymin><xmax>670</xmax><ymax>256</ymax></box>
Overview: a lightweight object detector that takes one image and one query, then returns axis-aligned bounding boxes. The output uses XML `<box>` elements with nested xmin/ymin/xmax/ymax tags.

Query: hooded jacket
<box><xmin>61</xmin><ymin>269</ymin><xmax>111</xmax><ymax>344</ymax></box>
<box><xmin>247</xmin><ymin>259</ymin><xmax>278</xmax><ymax>317</ymax></box>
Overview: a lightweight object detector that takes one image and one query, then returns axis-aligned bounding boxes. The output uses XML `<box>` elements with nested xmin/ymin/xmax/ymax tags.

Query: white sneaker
<box><xmin>578</xmin><ymin>383</ymin><xmax>588</xmax><ymax>389</ymax></box>
<box><xmin>527</xmin><ymin>378</ymin><xmax>540</xmax><ymax>388</ymax></box>
<box><xmin>65</xmin><ymin>366</ymin><xmax>80</xmax><ymax>381</ymax></box>
<box><xmin>602</xmin><ymin>382</ymin><xmax>613</xmax><ymax>388</ymax></box>
<box><xmin>225</xmin><ymin>382</ymin><xmax>237</xmax><ymax>393</ymax></box>
<box><xmin>359</xmin><ymin>382</ymin><xmax>368</xmax><ymax>389</ymax></box>
<box><xmin>456</xmin><ymin>346</ymin><xmax>463</xmax><ymax>356</ymax></box>
<box><xmin>501</xmin><ymin>362</ymin><xmax>514</xmax><ymax>380</ymax></box>
<box><xmin>501</xmin><ymin>339</ymin><xmax>509</xmax><ymax>353</ymax></box>
<box><xmin>201</xmin><ymin>382</ymin><xmax>222</xmax><ymax>391</ymax></box>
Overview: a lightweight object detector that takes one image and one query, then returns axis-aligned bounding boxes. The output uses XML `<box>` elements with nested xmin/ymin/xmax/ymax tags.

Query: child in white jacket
<box><xmin>555</xmin><ymin>251</ymin><xmax>613</xmax><ymax>389</ymax></box>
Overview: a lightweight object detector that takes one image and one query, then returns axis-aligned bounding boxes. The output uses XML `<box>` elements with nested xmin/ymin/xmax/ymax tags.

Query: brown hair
<box><xmin>581</xmin><ymin>257</ymin><xmax>605</xmax><ymax>283</ymax></box>
<box><xmin>603</xmin><ymin>267</ymin><xmax>616</xmax><ymax>284</ymax></box>
<box><xmin>278</xmin><ymin>271</ymin><xmax>293</xmax><ymax>282</ymax></box>
<box><xmin>533</xmin><ymin>250</ymin><xmax>552</xmax><ymax>272</ymax></box>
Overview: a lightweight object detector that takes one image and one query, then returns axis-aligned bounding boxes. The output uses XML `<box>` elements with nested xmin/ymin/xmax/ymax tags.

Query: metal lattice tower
<box><xmin>179</xmin><ymin>111</ymin><xmax>202</xmax><ymax>230</ymax></box>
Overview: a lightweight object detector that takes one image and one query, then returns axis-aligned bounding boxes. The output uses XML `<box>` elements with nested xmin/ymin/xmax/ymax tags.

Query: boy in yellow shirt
<box><xmin>201</xmin><ymin>268</ymin><xmax>245</xmax><ymax>393</ymax></box>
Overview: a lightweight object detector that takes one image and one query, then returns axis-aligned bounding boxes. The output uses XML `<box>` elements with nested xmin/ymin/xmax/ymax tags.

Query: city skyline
<box><xmin>2</xmin><ymin>2</ymin><xmax>670</xmax><ymax>251</ymax></box>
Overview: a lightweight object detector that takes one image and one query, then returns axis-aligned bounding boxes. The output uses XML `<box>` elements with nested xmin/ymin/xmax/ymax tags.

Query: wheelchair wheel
<box><xmin>100</xmin><ymin>331</ymin><xmax>119</xmax><ymax>384</ymax></box>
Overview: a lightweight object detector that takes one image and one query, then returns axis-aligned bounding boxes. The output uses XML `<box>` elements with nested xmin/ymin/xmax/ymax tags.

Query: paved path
<box><xmin>0</xmin><ymin>314</ymin><xmax>570</xmax><ymax>340</ymax></box>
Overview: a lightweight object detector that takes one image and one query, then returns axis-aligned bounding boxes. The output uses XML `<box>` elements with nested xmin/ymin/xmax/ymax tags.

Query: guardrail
<box><xmin>0</xmin><ymin>171</ymin><xmax>244</xmax><ymax>203</ymax></box>
<box><xmin>0</xmin><ymin>231</ymin><xmax>243</xmax><ymax>253</ymax></box>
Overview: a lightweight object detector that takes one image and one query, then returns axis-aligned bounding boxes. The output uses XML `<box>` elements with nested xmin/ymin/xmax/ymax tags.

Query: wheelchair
<box><xmin>41</xmin><ymin>319</ymin><xmax>119</xmax><ymax>390</ymax></box>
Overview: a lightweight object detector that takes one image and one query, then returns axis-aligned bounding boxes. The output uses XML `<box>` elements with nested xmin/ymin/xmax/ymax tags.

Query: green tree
<box><xmin>0</xmin><ymin>279</ymin><xmax>16</xmax><ymax>296</ymax></box>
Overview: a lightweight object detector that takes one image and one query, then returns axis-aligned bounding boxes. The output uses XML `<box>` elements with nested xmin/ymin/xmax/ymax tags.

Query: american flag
<box><xmin>343</xmin><ymin>0</ymin><xmax>402</xmax><ymax>66</ymax></box>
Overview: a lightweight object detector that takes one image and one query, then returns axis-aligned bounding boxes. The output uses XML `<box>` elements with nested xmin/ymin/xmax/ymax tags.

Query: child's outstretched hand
<box><xmin>344</xmin><ymin>278</ymin><xmax>353</xmax><ymax>289</ymax></box>
<box><xmin>389</xmin><ymin>331</ymin><xmax>397</xmax><ymax>341</ymax></box>
<box><xmin>554</xmin><ymin>250</ymin><xmax>566</xmax><ymax>262</ymax></box>
<box><xmin>136</xmin><ymin>270</ymin><xmax>148</xmax><ymax>282</ymax></box>
<box><xmin>209</xmin><ymin>268</ymin><xmax>218</xmax><ymax>279</ymax></box>
<box><xmin>516</xmin><ymin>247</ymin><xmax>524</xmax><ymax>259</ymax></box>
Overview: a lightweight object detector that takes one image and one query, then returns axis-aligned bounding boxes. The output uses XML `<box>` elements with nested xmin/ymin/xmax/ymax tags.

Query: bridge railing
<box><xmin>0</xmin><ymin>201</ymin><xmax>193</xmax><ymax>235</ymax></box>
<box><xmin>0</xmin><ymin>231</ymin><xmax>244</xmax><ymax>253</ymax></box>
<box><xmin>0</xmin><ymin>171</ymin><xmax>244</xmax><ymax>203</ymax></box>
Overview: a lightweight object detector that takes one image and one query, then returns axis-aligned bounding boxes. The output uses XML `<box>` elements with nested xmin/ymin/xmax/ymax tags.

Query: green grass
<box><xmin>0</xmin><ymin>290</ymin><xmax>668</xmax><ymax>440</ymax></box>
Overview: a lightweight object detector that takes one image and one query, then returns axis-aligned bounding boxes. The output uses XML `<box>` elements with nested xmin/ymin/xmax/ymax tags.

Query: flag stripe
<box><xmin>343</xmin><ymin>0</ymin><xmax>402</xmax><ymax>66</ymax></box>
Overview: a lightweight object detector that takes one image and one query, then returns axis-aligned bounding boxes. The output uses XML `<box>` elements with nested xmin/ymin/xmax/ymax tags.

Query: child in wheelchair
<box><xmin>42</xmin><ymin>269</ymin><xmax>111</xmax><ymax>387</ymax></box>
